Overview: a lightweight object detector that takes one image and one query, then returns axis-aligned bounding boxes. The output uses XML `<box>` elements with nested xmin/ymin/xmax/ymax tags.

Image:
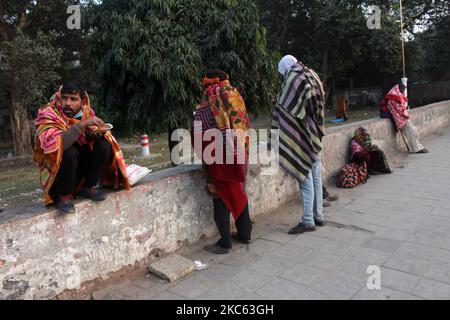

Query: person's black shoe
<box><xmin>77</xmin><ymin>187</ymin><xmax>106</xmax><ymax>202</ymax></box>
<box><xmin>416</xmin><ymin>148</ymin><xmax>429</xmax><ymax>154</ymax></box>
<box><xmin>288</xmin><ymin>223</ymin><xmax>316</xmax><ymax>234</ymax></box>
<box><xmin>56</xmin><ymin>195</ymin><xmax>75</xmax><ymax>214</ymax></box>
<box><xmin>369</xmin><ymin>170</ymin><xmax>379</xmax><ymax>175</ymax></box>
<box><xmin>314</xmin><ymin>218</ymin><xmax>325</xmax><ymax>227</ymax></box>
<box><xmin>204</xmin><ymin>243</ymin><xmax>230</xmax><ymax>254</ymax></box>
<box><xmin>231</xmin><ymin>232</ymin><xmax>251</xmax><ymax>244</ymax></box>
<box><xmin>380</xmin><ymin>168</ymin><xmax>393</xmax><ymax>174</ymax></box>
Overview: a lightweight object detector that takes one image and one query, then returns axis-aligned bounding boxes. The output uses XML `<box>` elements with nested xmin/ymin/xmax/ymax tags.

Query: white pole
<box><xmin>399</xmin><ymin>0</ymin><xmax>408</xmax><ymax>97</ymax></box>
<box><xmin>400</xmin><ymin>0</ymin><xmax>406</xmax><ymax>78</ymax></box>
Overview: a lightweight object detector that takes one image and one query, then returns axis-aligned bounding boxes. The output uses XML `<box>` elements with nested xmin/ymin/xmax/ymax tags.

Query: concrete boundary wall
<box><xmin>0</xmin><ymin>100</ymin><xmax>449</xmax><ymax>299</ymax></box>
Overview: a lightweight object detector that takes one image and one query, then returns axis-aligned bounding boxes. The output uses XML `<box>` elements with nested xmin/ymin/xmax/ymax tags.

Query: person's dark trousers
<box><xmin>50</xmin><ymin>136</ymin><xmax>113</xmax><ymax>197</ymax></box>
<box><xmin>213</xmin><ymin>198</ymin><xmax>252</xmax><ymax>249</ymax></box>
<box><xmin>352</xmin><ymin>151</ymin><xmax>371</xmax><ymax>165</ymax></box>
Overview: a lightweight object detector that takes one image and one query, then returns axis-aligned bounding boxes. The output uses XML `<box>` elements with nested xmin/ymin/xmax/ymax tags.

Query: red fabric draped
<box><xmin>192</xmin><ymin>81</ymin><xmax>249</xmax><ymax>220</ymax></box>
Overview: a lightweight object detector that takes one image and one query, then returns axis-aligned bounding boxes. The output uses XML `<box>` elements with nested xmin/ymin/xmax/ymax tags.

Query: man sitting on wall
<box><xmin>33</xmin><ymin>81</ymin><xmax>130</xmax><ymax>214</ymax></box>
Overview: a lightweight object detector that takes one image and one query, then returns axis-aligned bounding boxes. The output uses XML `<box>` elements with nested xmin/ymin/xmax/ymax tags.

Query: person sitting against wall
<box><xmin>380</xmin><ymin>79</ymin><xmax>429</xmax><ymax>154</ymax></box>
<box><xmin>33</xmin><ymin>81</ymin><xmax>130</xmax><ymax>214</ymax></box>
<box><xmin>351</xmin><ymin>127</ymin><xmax>392</xmax><ymax>175</ymax></box>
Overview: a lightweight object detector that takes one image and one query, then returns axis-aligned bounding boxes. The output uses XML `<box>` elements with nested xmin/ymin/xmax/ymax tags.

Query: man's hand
<box><xmin>80</xmin><ymin>116</ymin><xmax>104</xmax><ymax>129</ymax></box>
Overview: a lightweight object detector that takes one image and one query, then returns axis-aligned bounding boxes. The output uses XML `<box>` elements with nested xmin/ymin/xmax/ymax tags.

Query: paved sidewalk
<box><xmin>92</xmin><ymin>128</ymin><xmax>450</xmax><ymax>300</ymax></box>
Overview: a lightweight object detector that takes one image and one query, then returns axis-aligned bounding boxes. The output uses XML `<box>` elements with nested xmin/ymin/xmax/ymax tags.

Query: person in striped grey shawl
<box><xmin>271</xmin><ymin>55</ymin><xmax>326</xmax><ymax>234</ymax></box>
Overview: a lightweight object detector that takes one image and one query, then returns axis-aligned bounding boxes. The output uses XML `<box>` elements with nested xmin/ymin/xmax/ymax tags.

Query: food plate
<box><xmin>90</xmin><ymin>123</ymin><xmax>113</xmax><ymax>133</ymax></box>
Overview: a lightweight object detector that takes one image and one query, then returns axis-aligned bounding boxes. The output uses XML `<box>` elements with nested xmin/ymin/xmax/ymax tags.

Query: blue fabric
<box><xmin>300</xmin><ymin>156</ymin><xmax>324</xmax><ymax>226</ymax></box>
<box><xmin>329</xmin><ymin>118</ymin><xmax>345</xmax><ymax>123</ymax></box>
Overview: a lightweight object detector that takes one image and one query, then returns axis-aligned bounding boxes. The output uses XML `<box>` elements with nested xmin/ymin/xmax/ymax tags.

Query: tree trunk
<box><xmin>9</xmin><ymin>94</ymin><xmax>33</xmax><ymax>156</ymax></box>
<box><xmin>324</xmin><ymin>84</ymin><xmax>333</xmax><ymax>109</ymax></box>
<box><xmin>320</xmin><ymin>46</ymin><xmax>330</xmax><ymax>84</ymax></box>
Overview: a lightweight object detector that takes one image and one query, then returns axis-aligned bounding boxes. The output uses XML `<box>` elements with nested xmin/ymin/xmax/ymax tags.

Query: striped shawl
<box><xmin>271</xmin><ymin>62</ymin><xmax>325</xmax><ymax>183</ymax></box>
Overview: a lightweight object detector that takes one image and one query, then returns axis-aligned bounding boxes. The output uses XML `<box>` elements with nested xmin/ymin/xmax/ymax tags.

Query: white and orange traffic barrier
<box><xmin>140</xmin><ymin>134</ymin><xmax>150</xmax><ymax>157</ymax></box>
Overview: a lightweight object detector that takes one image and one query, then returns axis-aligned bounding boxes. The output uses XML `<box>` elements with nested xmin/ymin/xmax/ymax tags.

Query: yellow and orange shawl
<box><xmin>33</xmin><ymin>87</ymin><xmax>130</xmax><ymax>205</ymax></box>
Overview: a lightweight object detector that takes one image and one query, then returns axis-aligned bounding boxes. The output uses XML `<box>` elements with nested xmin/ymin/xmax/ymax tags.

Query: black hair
<box><xmin>398</xmin><ymin>83</ymin><xmax>406</xmax><ymax>93</ymax></box>
<box><xmin>61</xmin><ymin>81</ymin><xmax>86</xmax><ymax>99</ymax></box>
<box><xmin>205</xmin><ymin>69</ymin><xmax>228</xmax><ymax>81</ymax></box>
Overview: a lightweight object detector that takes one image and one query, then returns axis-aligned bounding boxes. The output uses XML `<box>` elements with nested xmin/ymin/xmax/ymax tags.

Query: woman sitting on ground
<box><xmin>350</xmin><ymin>127</ymin><xmax>392</xmax><ymax>175</ymax></box>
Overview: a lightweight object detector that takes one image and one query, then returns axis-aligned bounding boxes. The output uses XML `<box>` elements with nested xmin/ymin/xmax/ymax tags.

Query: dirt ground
<box><xmin>0</xmin><ymin>108</ymin><xmax>379</xmax><ymax>210</ymax></box>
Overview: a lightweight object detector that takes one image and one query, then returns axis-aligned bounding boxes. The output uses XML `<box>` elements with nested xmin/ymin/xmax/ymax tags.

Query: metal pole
<box><xmin>399</xmin><ymin>0</ymin><xmax>406</xmax><ymax>78</ymax></box>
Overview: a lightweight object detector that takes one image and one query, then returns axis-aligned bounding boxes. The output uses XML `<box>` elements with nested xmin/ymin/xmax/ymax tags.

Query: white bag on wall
<box><xmin>126</xmin><ymin>164</ymin><xmax>152</xmax><ymax>186</ymax></box>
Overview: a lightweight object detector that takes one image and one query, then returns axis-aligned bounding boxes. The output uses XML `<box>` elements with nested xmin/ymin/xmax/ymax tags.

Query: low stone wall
<box><xmin>0</xmin><ymin>100</ymin><xmax>449</xmax><ymax>300</ymax></box>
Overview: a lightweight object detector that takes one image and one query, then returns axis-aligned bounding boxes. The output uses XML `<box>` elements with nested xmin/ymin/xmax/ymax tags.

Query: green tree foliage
<box><xmin>88</xmin><ymin>0</ymin><xmax>278</xmax><ymax>135</ymax></box>
<box><xmin>405</xmin><ymin>3</ymin><xmax>450</xmax><ymax>79</ymax></box>
<box><xmin>0</xmin><ymin>0</ymin><xmax>70</xmax><ymax>155</ymax></box>
<box><xmin>257</xmin><ymin>0</ymin><xmax>449</xmax><ymax>95</ymax></box>
<box><xmin>258</xmin><ymin>1</ymin><xmax>402</xmax><ymax>89</ymax></box>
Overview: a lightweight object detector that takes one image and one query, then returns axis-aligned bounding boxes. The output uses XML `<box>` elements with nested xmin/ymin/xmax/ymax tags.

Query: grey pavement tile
<box><xmin>346</xmin><ymin>245</ymin><xmax>392</xmax><ymax>265</ymax></box>
<box><xmin>441</xmin><ymin>238</ymin><xmax>450</xmax><ymax>251</ymax></box>
<box><xmin>413</xmin><ymin>278</ymin><xmax>450</xmax><ymax>300</ymax></box>
<box><xmin>312</xmin><ymin>273</ymin><xmax>364</xmax><ymax>300</ymax></box>
<box><xmin>335</xmin><ymin>258</ymin><xmax>373</xmax><ymax>282</ymax></box>
<box><xmin>355</xmin><ymin>215</ymin><xmax>397</xmax><ymax>228</ymax></box>
<box><xmin>432</xmin><ymin>249</ymin><xmax>450</xmax><ymax>263</ymax></box>
<box><xmin>288</xmin><ymin>233</ymin><xmax>329</xmax><ymax>249</ymax></box>
<box><xmin>280</xmin><ymin>263</ymin><xmax>332</xmax><ymax>287</ymax></box>
<box><xmin>219</xmin><ymin>251</ymin><xmax>262</xmax><ymax>268</ymax></box>
<box><xmin>424</xmin><ymin>262</ymin><xmax>450</xmax><ymax>285</ymax></box>
<box><xmin>256</xmin><ymin>278</ymin><xmax>324</xmax><ymax>300</ymax></box>
<box><xmin>344</xmin><ymin>198</ymin><xmax>401</xmax><ymax>211</ymax></box>
<box><xmin>246</xmin><ymin>239</ymin><xmax>283</xmax><ymax>256</ymax></box>
<box><xmin>113</xmin><ymin>284</ymin><xmax>156</xmax><ymax>300</ymax></box>
<box><xmin>396</xmin><ymin>203</ymin><xmax>434</xmax><ymax>216</ymax></box>
<box><xmin>405</xmin><ymin>231</ymin><xmax>445</xmax><ymax>248</ymax></box>
<box><xmin>371</xmin><ymin>226</ymin><xmax>412</xmax><ymax>241</ymax></box>
<box><xmin>383</xmin><ymin>252</ymin><xmax>430</xmax><ymax>276</ymax></box>
<box><xmin>260</xmin><ymin>231</ymin><xmax>294</xmax><ymax>244</ymax></box>
<box><xmin>196</xmin><ymin>282</ymin><xmax>246</xmax><ymax>300</ymax></box>
<box><xmin>304</xmin><ymin>250</ymin><xmax>348</xmax><ymax>272</ymax></box>
<box><xmin>331</xmin><ymin>229</ymin><xmax>373</xmax><ymax>246</ymax></box>
<box><xmin>249</xmin><ymin>255</ymin><xmax>297</xmax><ymax>276</ymax></box>
<box><xmin>228</xmin><ymin>269</ymin><xmax>273</xmax><ymax>292</ymax></box>
<box><xmin>379</xmin><ymin>267</ymin><xmax>421</xmax><ymax>294</ymax></box>
<box><xmin>395</xmin><ymin>242</ymin><xmax>439</xmax><ymax>261</ymax></box>
<box><xmin>430</xmin><ymin>207</ymin><xmax>450</xmax><ymax>218</ymax></box>
<box><xmin>136</xmin><ymin>274</ymin><xmax>173</xmax><ymax>288</ymax></box>
<box><xmin>403</xmin><ymin>196</ymin><xmax>447</xmax><ymax>208</ymax></box>
<box><xmin>199</xmin><ymin>263</ymin><xmax>241</xmax><ymax>283</ymax></box>
<box><xmin>353</xmin><ymin>287</ymin><xmax>418</xmax><ymax>300</ymax></box>
<box><xmin>268</xmin><ymin>243</ymin><xmax>313</xmax><ymax>263</ymax></box>
<box><xmin>310</xmin><ymin>225</ymin><xmax>339</xmax><ymax>238</ymax></box>
<box><xmin>362</xmin><ymin>236</ymin><xmax>403</xmax><ymax>253</ymax></box>
<box><xmin>152</xmin><ymin>290</ymin><xmax>187</xmax><ymax>300</ymax></box>
<box><xmin>239</xmin><ymin>292</ymin><xmax>268</xmax><ymax>300</ymax></box>
<box><xmin>314</xmin><ymin>239</ymin><xmax>354</xmax><ymax>257</ymax></box>
<box><xmin>363</xmin><ymin>191</ymin><xmax>410</xmax><ymax>204</ymax></box>
<box><xmin>128</xmin><ymin>275</ymin><xmax>175</xmax><ymax>298</ymax></box>
<box><xmin>168</xmin><ymin>274</ymin><xmax>217</xmax><ymax>299</ymax></box>
<box><xmin>411</xmin><ymin>225</ymin><xmax>450</xmax><ymax>239</ymax></box>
